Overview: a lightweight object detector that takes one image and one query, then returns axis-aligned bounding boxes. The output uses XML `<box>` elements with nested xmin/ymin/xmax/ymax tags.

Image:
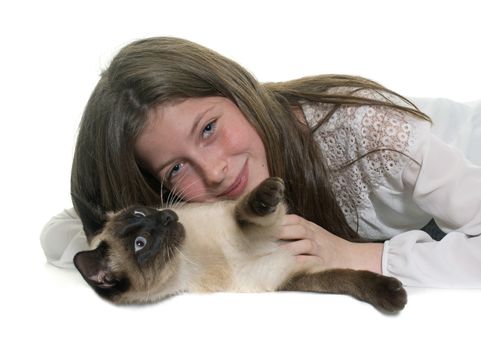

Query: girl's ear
<box><xmin>71</xmin><ymin>192</ymin><xmax>106</xmax><ymax>240</ymax></box>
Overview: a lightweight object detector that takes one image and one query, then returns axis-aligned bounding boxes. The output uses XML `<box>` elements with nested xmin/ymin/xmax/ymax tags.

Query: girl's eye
<box><xmin>134</xmin><ymin>236</ymin><xmax>147</xmax><ymax>252</ymax></box>
<box><xmin>168</xmin><ymin>162</ymin><xmax>183</xmax><ymax>179</ymax></box>
<box><xmin>202</xmin><ymin>120</ymin><xmax>216</xmax><ymax>139</ymax></box>
<box><xmin>164</xmin><ymin>120</ymin><xmax>217</xmax><ymax>182</ymax></box>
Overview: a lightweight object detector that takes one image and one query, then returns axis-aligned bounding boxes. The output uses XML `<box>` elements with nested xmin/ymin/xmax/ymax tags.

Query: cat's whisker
<box><xmin>159</xmin><ymin>175</ymin><xmax>167</xmax><ymax>208</ymax></box>
<box><xmin>178</xmin><ymin>190</ymin><xmax>218</xmax><ymax>205</ymax></box>
<box><xmin>164</xmin><ymin>244</ymin><xmax>176</xmax><ymax>267</ymax></box>
<box><xmin>139</xmin><ymin>267</ymin><xmax>149</xmax><ymax>291</ymax></box>
<box><xmin>169</xmin><ymin>181</ymin><xmax>203</xmax><ymax>209</ymax></box>
<box><xmin>166</xmin><ymin>182</ymin><xmax>177</xmax><ymax>208</ymax></box>
<box><xmin>160</xmin><ymin>172</ymin><xmax>225</xmax><ymax>209</ymax></box>
<box><xmin>175</xmin><ymin>247</ymin><xmax>199</xmax><ymax>268</ymax></box>
<box><xmin>174</xmin><ymin>185</ymin><xmax>219</xmax><ymax>205</ymax></box>
<box><xmin>165</xmin><ymin>172</ymin><xmax>192</xmax><ymax>208</ymax></box>
<box><xmin>166</xmin><ymin>172</ymin><xmax>191</xmax><ymax>207</ymax></box>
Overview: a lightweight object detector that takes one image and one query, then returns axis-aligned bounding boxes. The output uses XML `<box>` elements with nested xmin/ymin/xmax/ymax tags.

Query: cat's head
<box><xmin>72</xmin><ymin>196</ymin><xmax>185</xmax><ymax>303</ymax></box>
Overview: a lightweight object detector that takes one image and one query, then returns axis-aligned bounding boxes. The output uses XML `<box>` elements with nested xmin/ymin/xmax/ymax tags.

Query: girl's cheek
<box><xmin>178</xmin><ymin>175</ymin><xmax>207</xmax><ymax>202</ymax></box>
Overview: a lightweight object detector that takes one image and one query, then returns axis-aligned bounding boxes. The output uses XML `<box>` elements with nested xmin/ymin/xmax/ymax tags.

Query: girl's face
<box><xmin>135</xmin><ymin>96</ymin><xmax>270</xmax><ymax>202</ymax></box>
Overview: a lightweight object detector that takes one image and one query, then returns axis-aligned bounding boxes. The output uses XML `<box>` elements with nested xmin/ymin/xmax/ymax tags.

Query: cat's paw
<box><xmin>249</xmin><ymin>177</ymin><xmax>285</xmax><ymax>216</ymax></box>
<box><xmin>371</xmin><ymin>275</ymin><xmax>407</xmax><ymax>313</ymax></box>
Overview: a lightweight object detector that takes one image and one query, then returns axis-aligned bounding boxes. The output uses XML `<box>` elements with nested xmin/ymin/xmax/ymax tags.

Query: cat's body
<box><xmin>172</xmin><ymin>203</ymin><xmax>295</xmax><ymax>291</ymax></box>
<box><xmin>74</xmin><ymin>178</ymin><xmax>407</xmax><ymax>312</ymax></box>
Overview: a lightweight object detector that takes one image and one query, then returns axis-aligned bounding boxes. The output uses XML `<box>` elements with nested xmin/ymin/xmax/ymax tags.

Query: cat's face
<box><xmin>74</xmin><ymin>206</ymin><xmax>186</xmax><ymax>303</ymax></box>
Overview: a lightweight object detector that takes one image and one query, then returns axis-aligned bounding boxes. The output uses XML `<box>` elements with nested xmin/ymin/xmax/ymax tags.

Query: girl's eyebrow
<box><xmin>154</xmin><ymin>105</ymin><xmax>216</xmax><ymax>175</ymax></box>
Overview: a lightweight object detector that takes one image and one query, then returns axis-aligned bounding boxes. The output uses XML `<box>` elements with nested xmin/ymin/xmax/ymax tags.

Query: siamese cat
<box><xmin>74</xmin><ymin>177</ymin><xmax>407</xmax><ymax>312</ymax></box>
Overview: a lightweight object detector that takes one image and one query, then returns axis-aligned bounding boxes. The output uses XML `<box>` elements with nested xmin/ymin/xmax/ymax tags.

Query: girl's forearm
<box><xmin>346</xmin><ymin>242</ymin><xmax>383</xmax><ymax>274</ymax></box>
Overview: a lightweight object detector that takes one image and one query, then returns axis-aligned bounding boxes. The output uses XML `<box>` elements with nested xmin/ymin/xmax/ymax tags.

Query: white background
<box><xmin>1</xmin><ymin>1</ymin><xmax>480</xmax><ymax>349</ymax></box>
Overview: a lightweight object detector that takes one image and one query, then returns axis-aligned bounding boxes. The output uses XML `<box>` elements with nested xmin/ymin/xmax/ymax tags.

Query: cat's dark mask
<box><xmin>71</xmin><ymin>194</ymin><xmax>185</xmax><ymax>302</ymax></box>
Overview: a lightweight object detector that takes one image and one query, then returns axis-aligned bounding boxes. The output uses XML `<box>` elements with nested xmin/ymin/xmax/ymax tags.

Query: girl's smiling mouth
<box><xmin>219</xmin><ymin>161</ymin><xmax>248</xmax><ymax>199</ymax></box>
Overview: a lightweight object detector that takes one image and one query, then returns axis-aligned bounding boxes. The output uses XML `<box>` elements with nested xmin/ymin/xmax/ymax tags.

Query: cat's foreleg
<box><xmin>279</xmin><ymin>269</ymin><xmax>407</xmax><ymax>313</ymax></box>
<box><xmin>235</xmin><ymin>177</ymin><xmax>286</xmax><ymax>227</ymax></box>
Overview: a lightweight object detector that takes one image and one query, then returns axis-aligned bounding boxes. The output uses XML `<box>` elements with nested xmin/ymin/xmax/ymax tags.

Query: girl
<box><xmin>41</xmin><ymin>37</ymin><xmax>481</xmax><ymax>287</ymax></box>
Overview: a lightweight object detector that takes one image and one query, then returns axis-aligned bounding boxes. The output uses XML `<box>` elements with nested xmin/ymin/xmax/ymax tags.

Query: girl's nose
<box><xmin>198</xmin><ymin>156</ymin><xmax>227</xmax><ymax>187</ymax></box>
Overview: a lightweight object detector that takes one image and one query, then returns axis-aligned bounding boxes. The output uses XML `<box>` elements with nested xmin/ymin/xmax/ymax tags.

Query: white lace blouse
<box><xmin>302</xmin><ymin>88</ymin><xmax>481</xmax><ymax>287</ymax></box>
<box><xmin>40</xmin><ymin>90</ymin><xmax>481</xmax><ymax>288</ymax></box>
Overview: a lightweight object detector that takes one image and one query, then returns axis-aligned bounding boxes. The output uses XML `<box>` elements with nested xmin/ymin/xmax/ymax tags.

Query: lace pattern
<box><xmin>302</xmin><ymin>88</ymin><xmax>422</xmax><ymax>238</ymax></box>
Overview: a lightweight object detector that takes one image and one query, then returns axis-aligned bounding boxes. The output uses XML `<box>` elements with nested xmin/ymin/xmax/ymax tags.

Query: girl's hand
<box><xmin>278</xmin><ymin>214</ymin><xmax>383</xmax><ymax>274</ymax></box>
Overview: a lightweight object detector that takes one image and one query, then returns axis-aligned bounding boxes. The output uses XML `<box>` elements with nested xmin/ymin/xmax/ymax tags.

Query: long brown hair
<box><xmin>71</xmin><ymin>37</ymin><xmax>428</xmax><ymax>239</ymax></box>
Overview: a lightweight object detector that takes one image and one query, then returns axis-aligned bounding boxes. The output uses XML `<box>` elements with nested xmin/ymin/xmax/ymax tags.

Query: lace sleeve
<box><xmin>302</xmin><ymin>88</ymin><xmax>431</xmax><ymax>237</ymax></box>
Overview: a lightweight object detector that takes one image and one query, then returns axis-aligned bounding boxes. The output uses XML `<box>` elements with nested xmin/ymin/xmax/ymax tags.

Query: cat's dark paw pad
<box><xmin>250</xmin><ymin>177</ymin><xmax>285</xmax><ymax>216</ymax></box>
<box><xmin>374</xmin><ymin>276</ymin><xmax>407</xmax><ymax>313</ymax></box>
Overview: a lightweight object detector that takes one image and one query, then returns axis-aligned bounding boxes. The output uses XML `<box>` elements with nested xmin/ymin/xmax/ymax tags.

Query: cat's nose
<box><xmin>158</xmin><ymin>209</ymin><xmax>178</xmax><ymax>226</ymax></box>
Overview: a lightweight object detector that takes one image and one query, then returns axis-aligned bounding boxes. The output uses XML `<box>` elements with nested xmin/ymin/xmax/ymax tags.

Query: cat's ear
<box><xmin>73</xmin><ymin>243</ymin><xmax>129</xmax><ymax>299</ymax></box>
<box><xmin>71</xmin><ymin>192</ymin><xmax>106</xmax><ymax>240</ymax></box>
<box><xmin>74</xmin><ymin>244</ymin><xmax>114</xmax><ymax>289</ymax></box>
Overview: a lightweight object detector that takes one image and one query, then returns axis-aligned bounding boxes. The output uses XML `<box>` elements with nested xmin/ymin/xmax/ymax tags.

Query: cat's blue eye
<box><xmin>202</xmin><ymin>120</ymin><xmax>216</xmax><ymax>139</ymax></box>
<box><xmin>134</xmin><ymin>236</ymin><xmax>147</xmax><ymax>252</ymax></box>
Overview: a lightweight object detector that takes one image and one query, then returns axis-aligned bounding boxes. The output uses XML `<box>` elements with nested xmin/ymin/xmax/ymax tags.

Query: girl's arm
<box><xmin>382</xmin><ymin>133</ymin><xmax>481</xmax><ymax>287</ymax></box>
<box><xmin>40</xmin><ymin>208</ymin><xmax>88</xmax><ymax>268</ymax></box>
<box><xmin>281</xmin><ymin>133</ymin><xmax>481</xmax><ymax>287</ymax></box>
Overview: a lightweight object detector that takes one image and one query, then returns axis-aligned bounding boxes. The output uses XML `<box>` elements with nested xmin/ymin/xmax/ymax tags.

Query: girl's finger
<box><xmin>281</xmin><ymin>214</ymin><xmax>303</xmax><ymax>226</ymax></box>
<box><xmin>277</xmin><ymin>224</ymin><xmax>309</xmax><ymax>240</ymax></box>
<box><xmin>280</xmin><ymin>239</ymin><xmax>317</xmax><ymax>256</ymax></box>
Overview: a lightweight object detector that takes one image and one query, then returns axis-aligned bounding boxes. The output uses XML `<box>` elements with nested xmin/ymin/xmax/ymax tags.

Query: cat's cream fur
<box><xmin>88</xmin><ymin>198</ymin><xmax>304</xmax><ymax>303</ymax></box>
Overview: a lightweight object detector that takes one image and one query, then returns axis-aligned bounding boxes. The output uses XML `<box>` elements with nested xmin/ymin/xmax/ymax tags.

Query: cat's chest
<box><xmin>187</xmin><ymin>226</ymin><xmax>295</xmax><ymax>292</ymax></box>
<box><xmin>177</xmin><ymin>202</ymin><xmax>297</xmax><ymax>292</ymax></box>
